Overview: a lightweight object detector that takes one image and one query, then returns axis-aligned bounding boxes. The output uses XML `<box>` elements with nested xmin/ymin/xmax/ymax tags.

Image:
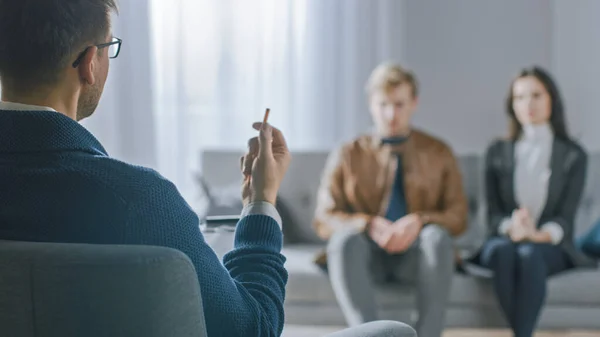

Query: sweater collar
<box><xmin>0</xmin><ymin>101</ymin><xmax>57</xmax><ymax>113</ymax></box>
<box><xmin>521</xmin><ymin>122</ymin><xmax>553</xmax><ymax>143</ymax></box>
<box><xmin>0</xmin><ymin>105</ymin><xmax>107</xmax><ymax>156</ymax></box>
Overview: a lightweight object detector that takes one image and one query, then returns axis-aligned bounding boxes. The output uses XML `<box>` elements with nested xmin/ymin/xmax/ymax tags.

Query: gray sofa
<box><xmin>201</xmin><ymin>150</ymin><xmax>600</xmax><ymax>329</ymax></box>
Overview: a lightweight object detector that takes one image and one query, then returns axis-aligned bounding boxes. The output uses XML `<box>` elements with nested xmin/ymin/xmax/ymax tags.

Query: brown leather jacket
<box><xmin>313</xmin><ymin>129</ymin><xmax>468</xmax><ymax>242</ymax></box>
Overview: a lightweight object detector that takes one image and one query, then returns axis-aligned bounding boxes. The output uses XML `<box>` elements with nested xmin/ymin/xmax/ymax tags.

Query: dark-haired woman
<box><xmin>476</xmin><ymin>66</ymin><xmax>595</xmax><ymax>337</ymax></box>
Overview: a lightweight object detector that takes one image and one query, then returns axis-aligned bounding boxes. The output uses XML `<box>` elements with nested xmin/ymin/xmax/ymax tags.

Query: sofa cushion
<box><xmin>546</xmin><ymin>269</ymin><xmax>600</xmax><ymax>305</ymax></box>
<box><xmin>576</xmin><ymin>153</ymin><xmax>600</xmax><ymax>237</ymax></box>
<box><xmin>283</xmin><ymin>245</ymin><xmax>415</xmax><ymax>308</ymax></box>
<box><xmin>283</xmin><ymin>244</ymin><xmax>600</xmax><ymax>309</ymax></box>
<box><xmin>277</xmin><ymin>152</ymin><xmax>329</xmax><ymax>244</ymax></box>
<box><xmin>282</xmin><ymin>245</ymin><xmax>497</xmax><ymax>307</ymax></box>
<box><xmin>453</xmin><ymin>155</ymin><xmax>486</xmax><ymax>251</ymax></box>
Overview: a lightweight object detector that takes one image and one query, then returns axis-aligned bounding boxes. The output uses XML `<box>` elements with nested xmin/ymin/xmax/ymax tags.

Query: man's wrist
<box><xmin>366</xmin><ymin>216</ymin><xmax>379</xmax><ymax>235</ymax></box>
<box><xmin>241</xmin><ymin>201</ymin><xmax>282</xmax><ymax>229</ymax></box>
<box><xmin>248</xmin><ymin>192</ymin><xmax>277</xmax><ymax>206</ymax></box>
<box><xmin>365</xmin><ymin>217</ymin><xmax>373</xmax><ymax>233</ymax></box>
<box><xmin>247</xmin><ymin>199</ymin><xmax>276</xmax><ymax>207</ymax></box>
<box><xmin>416</xmin><ymin>213</ymin><xmax>429</xmax><ymax>227</ymax></box>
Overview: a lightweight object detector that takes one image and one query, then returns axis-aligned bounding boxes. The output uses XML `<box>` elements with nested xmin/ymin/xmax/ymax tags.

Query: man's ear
<box><xmin>77</xmin><ymin>46</ymin><xmax>98</xmax><ymax>86</ymax></box>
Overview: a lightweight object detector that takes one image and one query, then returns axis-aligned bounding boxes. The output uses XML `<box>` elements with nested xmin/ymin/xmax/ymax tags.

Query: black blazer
<box><xmin>483</xmin><ymin>137</ymin><xmax>595</xmax><ymax>268</ymax></box>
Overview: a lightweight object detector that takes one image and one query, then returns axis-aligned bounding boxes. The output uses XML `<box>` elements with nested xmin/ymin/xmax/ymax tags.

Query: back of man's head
<box><xmin>0</xmin><ymin>0</ymin><xmax>118</xmax><ymax>94</ymax></box>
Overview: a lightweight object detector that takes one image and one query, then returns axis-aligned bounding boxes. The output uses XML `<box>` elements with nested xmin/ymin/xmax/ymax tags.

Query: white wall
<box><xmin>82</xmin><ymin>5</ymin><xmax>158</xmax><ymax>168</ymax></box>
<box><xmin>401</xmin><ymin>0</ymin><xmax>553</xmax><ymax>155</ymax></box>
<box><xmin>552</xmin><ymin>0</ymin><xmax>600</xmax><ymax>151</ymax></box>
<box><xmin>3</xmin><ymin>1</ymin><xmax>598</xmax><ymax>157</ymax></box>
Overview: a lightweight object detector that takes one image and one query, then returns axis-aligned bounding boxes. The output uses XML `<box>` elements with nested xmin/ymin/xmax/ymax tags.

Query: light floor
<box><xmin>439</xmin><ymin>331</ymin><xmax>600</xmax><ymax>337</ymax></box>
<box><xmin>282</xmin><ymin>326</ymin><xmax>600</xmax><ymax>337</ymax></box>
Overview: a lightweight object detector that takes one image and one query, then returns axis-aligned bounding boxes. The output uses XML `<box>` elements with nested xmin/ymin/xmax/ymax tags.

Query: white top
<box><xmin>498</xmin><ymin>123</ymin><xmax>564</xmax><ymax>244</ymax></box>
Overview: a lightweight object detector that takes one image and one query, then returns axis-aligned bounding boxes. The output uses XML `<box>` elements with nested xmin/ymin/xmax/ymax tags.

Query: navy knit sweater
<box><xmin>0</xmin><ymin>109</ymin><xmax>287</xmax><ymax>337</ymax></box>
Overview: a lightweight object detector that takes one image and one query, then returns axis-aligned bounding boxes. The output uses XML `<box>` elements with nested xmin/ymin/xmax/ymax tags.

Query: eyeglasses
<box><xmin>72</xmin><ymin>37</ymin><xmax>123</xmax><ymax>68</ymax></box>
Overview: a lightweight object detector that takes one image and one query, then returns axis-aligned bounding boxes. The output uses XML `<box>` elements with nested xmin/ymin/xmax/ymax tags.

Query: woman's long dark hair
<box><xmin>506</xmin><ymin>66</ymin><xmax>570</xmax><ymax>141</ymax></box>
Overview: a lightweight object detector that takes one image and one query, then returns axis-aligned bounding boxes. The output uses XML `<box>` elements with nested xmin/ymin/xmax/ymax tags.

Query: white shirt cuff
<box><xmin>241</xmin><ymin>201</ymin><xmax>282</xmax><ymax>229</ymax></box>
<box><xmin>498</xmin><ymin>217</ymin><xmax>512</xmax><ymax>236</ymax></box>
<box><xmin>540</xmin><ymin>221</ymin><xmax>564</xmax><ymax>245</ymax></box>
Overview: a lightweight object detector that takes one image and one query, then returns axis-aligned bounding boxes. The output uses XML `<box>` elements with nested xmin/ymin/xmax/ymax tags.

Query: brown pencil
<box><xmin>263</xmin><ymin>108</ymin><xmax>270</xmax><ymax>124</ymax></box>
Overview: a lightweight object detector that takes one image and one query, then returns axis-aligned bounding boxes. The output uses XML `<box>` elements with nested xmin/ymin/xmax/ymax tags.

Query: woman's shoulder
<box><xmin>558</xmin><ymin>137</ymin><xmax>588</xmax><ymax>160</ymax></box>
<box><xmin>485</xmin><ymin>137</ymin><xmax>512</xmax><ymax>155</ymax></box>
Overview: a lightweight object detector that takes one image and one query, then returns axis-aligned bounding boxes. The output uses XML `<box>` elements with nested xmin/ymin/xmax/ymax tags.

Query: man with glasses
<box><xmin>0</xmin><ymin>1</ymin><xmax>417</xmax><ymax>336</ymax></box>
<box><xmin>0</xmin><ymin>1</ymin><xmax>292</xmax><ymax>336</ymax></box>
<box><xmin>72</xmin><ymin>37</ymin><xmax>122</xmax><ymax>68</ymax></box>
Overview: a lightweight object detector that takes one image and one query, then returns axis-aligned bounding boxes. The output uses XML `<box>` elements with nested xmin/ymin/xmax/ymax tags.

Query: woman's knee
<box><xmin>516</xmin><ymin>243</ymin><xmax>544</xmax><ymax>268</ymax></box>
<box><xmin>481</xmin><ymin>237</ymin><xmax>516</xmax><ymax>266</ymax></box>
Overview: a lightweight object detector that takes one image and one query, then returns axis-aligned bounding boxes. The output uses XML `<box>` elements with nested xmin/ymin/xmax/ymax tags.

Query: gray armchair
<box><xmin>0</xmin><ymin>241</ymin><xmax>207</xmax><ymax>337</ymax></box>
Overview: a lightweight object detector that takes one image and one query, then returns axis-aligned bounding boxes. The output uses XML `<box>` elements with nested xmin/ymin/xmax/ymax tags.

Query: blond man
<box><xmin>313</xmin><ymin>63</ymin><xmax>468</xmax><ymax>337</ymax></box>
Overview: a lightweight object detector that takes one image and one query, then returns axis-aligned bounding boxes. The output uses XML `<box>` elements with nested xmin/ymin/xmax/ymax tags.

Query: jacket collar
<box><xmin>369</xmin><ymin>128</ymin><xmax>415</xmax><ymax>153</ymax></box>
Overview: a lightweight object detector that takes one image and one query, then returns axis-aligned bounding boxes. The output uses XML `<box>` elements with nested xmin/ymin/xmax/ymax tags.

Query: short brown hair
<box><xmin>0</xmin><ymin>0</ymin><xmax>118</xmax><ymax>92</ymax></box>
<box><xmin>365</xmin><ymin>62</ymin><xmax>419</xmax><ymax>98</ymax></box>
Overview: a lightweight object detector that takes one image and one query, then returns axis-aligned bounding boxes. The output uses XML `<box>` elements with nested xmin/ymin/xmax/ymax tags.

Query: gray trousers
<box><xmin>327</xmin><ymin>225</ymin><xmax>454</xmax><ymax>337</ymax></box>
<box><xmin>325</xmin><ymin>320</ymin><xmax>417</xmax><ymax>337</ymax></box>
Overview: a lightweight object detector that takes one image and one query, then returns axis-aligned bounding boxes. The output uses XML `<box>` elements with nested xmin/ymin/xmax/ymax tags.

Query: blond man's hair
<box><xmin>365</xmin><ymin>62</ymin><xmax>419</xmax><ymax>98</ymax></box>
